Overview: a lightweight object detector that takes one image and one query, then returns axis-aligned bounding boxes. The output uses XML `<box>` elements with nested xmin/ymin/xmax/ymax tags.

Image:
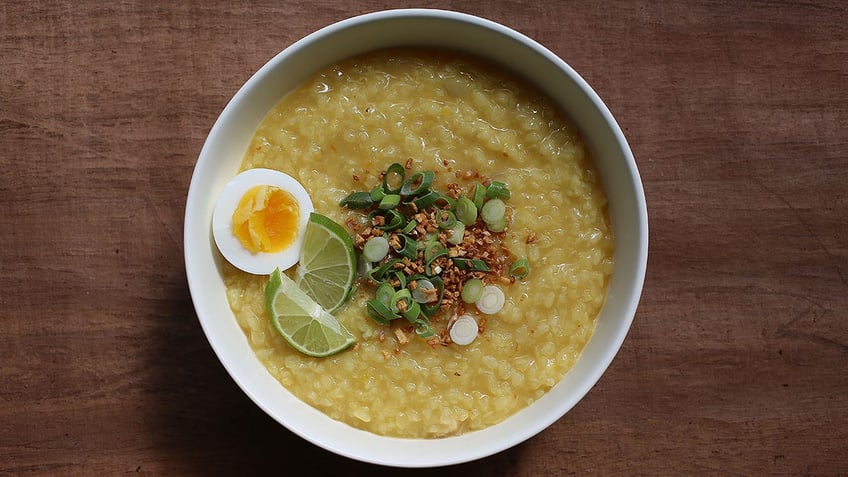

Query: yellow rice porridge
<box><xmin>222</xmin><ymin>49</ymin><xmax>613</xmax><ymax>438</ymax></box>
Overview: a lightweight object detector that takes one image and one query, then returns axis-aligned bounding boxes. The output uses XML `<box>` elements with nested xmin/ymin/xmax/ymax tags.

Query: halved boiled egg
<box><xmin>212</xmin><ymin>168</ymin><xmax>314</xmax><ymax>275</ymax></box>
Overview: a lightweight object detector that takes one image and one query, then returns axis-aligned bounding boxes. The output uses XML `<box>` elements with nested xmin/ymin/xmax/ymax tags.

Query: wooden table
<box><xmin>2</xmin><ymin>1</ymin><xmax>846</xmax><ymax>475</ymax></box>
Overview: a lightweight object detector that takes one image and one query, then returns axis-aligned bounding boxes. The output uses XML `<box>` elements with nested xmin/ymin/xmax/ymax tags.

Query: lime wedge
<box><xmin>265</xmin><ymin>268</ymin><xmax>356</xmax><ymax>357</ymax></box>
<box><xmin>295</xmin><ymin>213</ymin><xmax>357</xmax><ymax>313</ymax></box>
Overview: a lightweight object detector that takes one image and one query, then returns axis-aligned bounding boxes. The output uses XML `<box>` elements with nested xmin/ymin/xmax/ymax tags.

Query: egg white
<box><xmin>212</xmin><ymin>168</ymin><xmax>314</xmax><ymax>275</ymax></box>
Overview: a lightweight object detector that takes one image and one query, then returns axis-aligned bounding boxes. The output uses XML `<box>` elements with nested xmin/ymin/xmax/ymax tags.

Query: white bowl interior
<box><xmin>184</xmin><ymin>9</ymin><xmax>647</xmax><ymax>468</ymax></box>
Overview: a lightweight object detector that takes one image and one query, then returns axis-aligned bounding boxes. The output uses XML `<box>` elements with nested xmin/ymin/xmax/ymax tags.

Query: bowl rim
<box><xmin>185</xmin><ymin>8</ymin><xmax>647</xmax><ymax>468</ymax></box>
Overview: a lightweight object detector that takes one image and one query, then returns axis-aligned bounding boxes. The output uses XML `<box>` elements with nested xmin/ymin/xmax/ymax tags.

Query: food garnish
<box><xmin>449</xmin><ymin>314</ymin><xmax>479</xmax><ymax>346</ymax></box>
<box><xmin>509</xmin><ymin>258</ymin><xmax>531</xmax><ymax>279</ymax></box>
<box><xmin>265</xmin><ymin>267</ymin><xmax>356</xmax><ymax>357</ymax></box>
<box><xmin>294</xmin><ymin>212</ymin><xmax>357</xmax><ymax>313</ymax></box>
<box><xmin>339</xmin><ymin>162</ymin><xmax>531</xmax><ymax>345</ymax></box>
<box><xmin>263</xmin><ymin>213</ymin><xmax>358</xmax><ymax>357</ymax></box>
<box><xmin>475</xmin><ymin>285</ymin><xmax>505</xmax><ymax>315</ymax></box>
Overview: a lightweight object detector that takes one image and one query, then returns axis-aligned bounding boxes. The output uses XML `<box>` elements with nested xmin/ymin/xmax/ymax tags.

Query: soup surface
<box><xmin>223</xmin><ymin>49</ymin><xmax>613</xmax><ymax>437</ymax></box>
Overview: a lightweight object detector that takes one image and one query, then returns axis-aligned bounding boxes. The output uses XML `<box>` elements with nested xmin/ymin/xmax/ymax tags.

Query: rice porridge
<box><xmin>222</xmin><ymin>49</ymin><xmax>613</xmax><ymax>438</ymax></box>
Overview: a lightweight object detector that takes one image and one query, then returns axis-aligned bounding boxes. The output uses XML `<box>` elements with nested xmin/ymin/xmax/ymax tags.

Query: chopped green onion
<box><xmin>339</xmin><ymin>191</ymin><xmax>372</xmax><ymax>210</ymax></box>
<box><xmin>421</xmin><ymin>276</ymin><xmax>445</xmax><ymax>317</ymax></box>
<box><xmin>485</xmin><ymin>181</ymin><xmax>511</xmax><ymax>200</ymax></box>
<box><xmin>374</xmin><ymin>209</ymin><xmax>404</xmax><ymax>231</ymax></box>
<box><xmin>394</xmin><ymin>234</ymin><xmax>418</xmax><ymax>260</ymax></box>
<box><xmin>461</xmin><ymin>278</ymin><xmax>484</xmax><ymax>303</ymax></box>
<box><xmin>426</xmin><ymin>259</ymin><xmax>445</xmax><ymax>276</ymax></box>
<box><xmin>471</xmin><ymin>182</ymin><xmax>486</xmax><ymax>210</ymax></box>
<box><xmin>382</xmin><ymin>163</ymin><xmax>405</xmax><ymax>194</ymax></box>
<box><xmin>363</xmin><ymin>236</ymin><xmax>389</xmax><ymax>262</ymax></box>
<box><xmin>401</xmin><ymin>219</ymin><xmax>417</xmax><ymax>234</ymax></box>
<box><xmin>390</xmin><ymin>288</ymin><xmax>413</xmax><ymax>314</ymax></box>
<box><xmin>410</xmin><ymin>190</ymin><xmax>440</xmax><ymax>210</ymax></box>
<box><xmin>402</xmin><ymin>300</ymin><xmax>421</xmax><ymax>323</ymax></box>
<box><xmin>389</xmin><ymin>270</ymin><xmax>407</xmax><ymax>289</ymax></box>
<box><xmin>433</xmin><ymin>195</ymin><xmax>455</xmax><ymax>210</ymax></box>
<box><xmin>453</xmin><ymin>258</ymin><xmax>490</xmax><ymax>271</ymax></box>
<box><xmin>400</xmin><ymin>171</ymin><xmax>434</xmax><ymax>196</ymax></box>
<box><xmin>510</xmin><ymin>258</ymin><xmax>531</xmax><ymax>279</ymax></box>
<box><xmin>378</xmin><ymin>193</ymin><xmax>401</xmax><ymax>210</ymax></box>
<box><xmin>436</xmin><ymin>210</ymin><xmax>457</xmax><ymax>229</ymax></box>
<box><xmin>414</xmin><ymin>318</ymin><xmax>435</xmax><ymax>338</ymax></box>
<box><xmin>357</xmin><ymin>254</ymin><xmax>373</xmax><ymax>278</ymax></box>
<box><xmin>486</xmin><ymin>217</ymin><xmax>507</xmax><ymax>233</ymax></box>
<box><xmin>476</xmin><ymin>285</ymin><xmax>505</xmax><ymax>314</ymax></box>
<box><xmin>340</xmin><ymin>164</ymin><xmax>524</xmax><ymax>339</ymax></box>
<box><xmin>446</xmin><ymin>222</ymin><xmax>465</xmax><ymax>245</ymax></box>
<box><xmin>368</xmin><ymin>258</ymin><xmax>401</xmax><ymax>282</ymax></box>
<box><xmin>481</xmin><ymin>198</ymin><xmax>506</xmax><ymax>224</ymax></box>
<box><xmin>424</xmin><ymin>241</ymin><xmax>447</xmax><ymax>263</ymax></box>
<box><xmin>376</xmin><ymin>281</ymin><xmax>395</xmax><ymax>306</ymax></box>
<box><xmin>366</xmin><ymin>299</ymin><xmax>398</xmax><ymax>325</ymax></box>
<box><xmin>425</xmin><ymin>244</ymin><xmax>448</xmax><ymax>275</ymax></box>
<box><xmin>411</xmin><ymin>279</ymin><xmax>436</xmax><ymax>303</ymax></box>
<box><xmin>370</xmin><ymin>186</ymin><xmax>386</xmax><ymax>203</ymax></box>
<box><xmin>449</xmin><ymin>314</ymin><xmax>478</xmax><ymax>345</ymax></box>
<box><xmin>455</xmin><ymin>197</ymin><xmax>477</xmax><ymax>225</ymax></box>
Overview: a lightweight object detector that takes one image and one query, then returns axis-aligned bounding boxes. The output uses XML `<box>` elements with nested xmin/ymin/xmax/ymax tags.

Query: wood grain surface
<box><xmin>1</xmin><ymin>1</ymin><xmax>846</xmax><ymax>475</ymax></box>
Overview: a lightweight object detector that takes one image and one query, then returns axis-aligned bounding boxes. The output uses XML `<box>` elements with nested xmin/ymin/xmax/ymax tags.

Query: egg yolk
<box><xmin>232</xmin><ymin>185</ymin><xmax>299</xmax><ymax>254</ymax></box>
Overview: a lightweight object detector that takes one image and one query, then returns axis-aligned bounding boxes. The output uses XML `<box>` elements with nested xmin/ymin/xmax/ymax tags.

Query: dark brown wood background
<box><xmin>2</xmin><ymin>1</ymin><xmax>846</xmax><ymax>475</ymax></box>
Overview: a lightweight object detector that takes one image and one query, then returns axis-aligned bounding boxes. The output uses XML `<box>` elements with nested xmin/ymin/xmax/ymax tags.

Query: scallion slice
<box><xmin>472</xmin><ymin>181</ymin><xmax>486</xmax><ymax>210</ymax></box>
<box><xmin>425</xmin><ymin>244</ymin><xmax>448</xmax><ymax>275</ymax></box>
<box><xmin>411</xmin><ymin>279</ymin><xmax>436</xmax><ymax>303</ymax></box>
<box><xmin>339</xmin><ymin>191</ymin><xmax>373</xmax><ymax>210</ymax></box>
<box><xmin>410</xmin><ymin>190</ymin><xmax>440</xmax><ymax>210</ymax></box>
<box><xmin>433</xmin><ymin>195</ymin><xmax>455</xmax><ymax>210</ymax></box>
<box><xmin>376</xmin><ymin>281</ymin><xmax>395</xmax><ymax>307</ymax></box>
<box><xmin>390</xmin><ymin>288</ymin><xmax>413</xmax><ymax>314</ymax></box>
<box><xmin>394</xmin><ymin>234</ymin><xmax>418</xmax><ymax>259</ymax></box>
<box><xmin>476</xmin><ymin>285</ymin><xmax>505</xmax><ymax>314</ymax></box>
<box><xmin>400</xmin><ymin>171</ymin><xmax>434</xmax><ymax>197</ymax></box>
<box><xmin>401</xmin><ymin>219</ymin><xmax>418</xmax><ymax>234</ymax></box>
<box><xmin>461</xmin><ymin>278</ymin><xmax>484</xmax><ymax>303</ymax></box>
<box><xmin>415</xmin><ymin>318</ymin><xmax>435</xmax><ymax>338</ymax></box>
<box><xmin>436</xmin><ymin>210</ymin><xmax>457</xmax><ymax>229</ymax></box>
<box><xmin>424</xmin><ymin>241</ymin><xmax>447</xmax><ymax>263</ymax></box>
<box><xmin>382</xmin><ymin>163</ymin><xmax>405</xmax><ymax>194</ymax></box>
<box><xmin>446</xmin><ymin>222</ymin><xmax>465</xmax><ymax>245</ymax></box>
<box><xmin>368</xmin><ymin>258</ymin><xmax>401</xmax><ymax>282</ymax></box>
<box><xmin>357</xmin><ymin>254</ymin><xmax>373</xmax><ymax>278</ymax></box>
<box><xmin>389</xmin><ymin>270</ymin><xmax>407</xmax><ymax>289</ymax></box>
<box><xmin>363</xmin><ymin>236</ymin><xmax>389</xmax><ymax>262</ymax></box>
<box><xmin>481</xmin><ymin>198</ymin><xmax>506</xmax><ymax>224</ymax></box>
<box><xmin>378</xmin><ymin>193</ymin><xmax>401</xmax><ymax>210</ymax></box>
<box><xmin>510</xmin><ymin>258</ymin><xmax>531</xmax><ymax>279</ymax></box>
<box><xmin>402</xmin><ymin>300</ymin><xmax>421</xmax><ymax>323</ymax></box>
<box><xmin>453</xmin><ymin>258</ymin><xmax>490</xmax><ymax>272</ymax></box>
<box><xmin>486</xmin><ymin>216</ymin><xmax>507</xmax><ymax>233</ymax></box>
<box><xmin>370</xmin><ymin>186</ymin><xmax>386</xmax><ymax>203</ymax></box>
<box><xmin>421</xmin><ymin>276</ymin><xmax>445</xmax><ymax>317</ymax></box>
<box><xmin>485</xmin><ymin>181</ymin><xmax>511</xmax><ymax>200</ymax></box>
<box><xmin>455</xmin><ymin>197</ymin><xmax>477</xmax><ymax>226</ymax></box>
<box><xmin>366</xmin><ymin>299</ymin><xmax>398</xmax><ymax>325</ymax></box>
<box><xmin>375</xmin><ymin>209</ymin><xmax>404</xmax><ymax>231</ymax></box>
<box><xmin>449</xmin><ymin>314</ymin><xmax>479</xmax><ymax>345</ymax></box>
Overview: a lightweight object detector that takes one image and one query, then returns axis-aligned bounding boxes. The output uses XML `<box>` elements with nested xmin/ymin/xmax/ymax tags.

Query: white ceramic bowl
<box><xmin>184</xmin><ymin>9</ymin><xmax>647</xmax><ymax>468</ymax></box>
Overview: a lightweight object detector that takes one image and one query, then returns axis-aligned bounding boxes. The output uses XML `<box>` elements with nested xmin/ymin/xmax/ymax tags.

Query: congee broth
<box><xmin>222</xmin><ymin>49</ymin><xmax>614</xmax><ymax>437</ymax></box>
